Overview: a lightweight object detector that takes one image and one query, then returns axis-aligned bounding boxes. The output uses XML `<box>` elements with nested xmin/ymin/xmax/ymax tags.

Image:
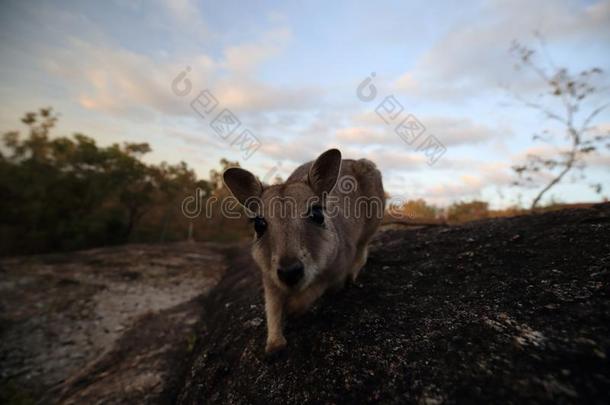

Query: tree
<box><xmin>510</xmin><ymin>37</ymin><xmax>610</xmax><ymax>209</ymax></box>
<box><xmin>0</xmin><ymin>109</ymin><xmax>159</xmax><ymax>251</ymax></box>
<box><xmin>0</xmin><ymin>108</ymin><xmax>256</xmax><ymax>255</ymax></box>
<box><xmin>400</xmin><ymin>199</ymin><xmax>438</xmax><ymax>221</ymax></box>
<box><xmin>209</xmin><ymin>158</ymin><xmax>240</xmax><ymax>190</ymax></box>
<box><xmin>447</xmin><ymin>200</ymin><xmax>489</xmax><ymax>223</ymax></box>
<box><xmin>153</xmin><ymin>161</ymin><xmax>210</xmax><ymax>242</ymax></box>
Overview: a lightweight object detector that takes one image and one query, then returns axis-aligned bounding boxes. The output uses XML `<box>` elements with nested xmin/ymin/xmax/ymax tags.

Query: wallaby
<box><xmin>223</xmin><ymin>149</ymin><xmax>385</xmax><ymax>353</ymax></box>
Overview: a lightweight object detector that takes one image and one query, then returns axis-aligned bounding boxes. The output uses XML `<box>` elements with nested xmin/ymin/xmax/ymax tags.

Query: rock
<box><xmin>177</xmin><ymin>203</ymin><xmax>610</xmax><ymax>404</ymax></box>
<box><xmin>244</xmin><ymin>317</ymin><xmax>263</xmax><ymax>328</ymax></box>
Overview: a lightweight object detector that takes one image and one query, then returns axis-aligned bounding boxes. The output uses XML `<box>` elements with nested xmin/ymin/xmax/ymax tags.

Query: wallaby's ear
<box><xmin>223</xmin><ymin>168</ymin><xmax>263</xmax><ymax>211</ymax></box>
<box><xmin>308</xmin><ymin>149</ymin><xmax>342</xmax><ymax>196</ymax></box>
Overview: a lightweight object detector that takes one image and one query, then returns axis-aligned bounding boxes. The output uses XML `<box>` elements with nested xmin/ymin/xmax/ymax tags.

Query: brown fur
<box><xmin>223</xmin><ymin>149</ymin><xmax>385</xmax><ymax>353</ymax></box>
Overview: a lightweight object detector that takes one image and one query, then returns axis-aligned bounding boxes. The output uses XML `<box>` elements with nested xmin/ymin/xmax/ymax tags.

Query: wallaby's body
<box><xmin>224</xmin><ymin>149</ymin><xmax>384</xmax><ymax>353</ymax></box>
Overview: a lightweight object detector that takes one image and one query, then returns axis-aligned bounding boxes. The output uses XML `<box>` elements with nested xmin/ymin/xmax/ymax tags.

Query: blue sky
<box><xmin>1</xmin><ymin>0</ymin><xmax>609</xmax><ymax>207</ymax></box>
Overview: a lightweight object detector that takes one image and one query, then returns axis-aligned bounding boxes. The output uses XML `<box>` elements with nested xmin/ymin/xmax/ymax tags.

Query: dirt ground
<box><xmin>2</xmin><ymin>205</ymin><xmax>608</xmax><ymax>404</ymax></box>
<box><xmin>177</xmin><ymin>204</ymin><xmax>610</xmax><ymax>404</ymax></box>
<box><xmin>0</xmin><ymin>242</ymin><xmax>228</xmax><ymax>404</ymax></box>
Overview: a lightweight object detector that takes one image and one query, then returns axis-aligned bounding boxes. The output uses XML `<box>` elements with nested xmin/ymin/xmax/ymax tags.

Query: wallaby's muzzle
<box><xmin>277</xmin><ymin>258</ymin><xmax>304</xmax><ymax>287</ymax></box>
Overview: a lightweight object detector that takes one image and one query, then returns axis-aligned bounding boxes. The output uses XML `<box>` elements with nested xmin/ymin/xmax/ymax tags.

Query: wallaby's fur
<box><xmin>223</xmin><ymin>149</ymin><xmax>385</xmax><ymax>353</ymax></box>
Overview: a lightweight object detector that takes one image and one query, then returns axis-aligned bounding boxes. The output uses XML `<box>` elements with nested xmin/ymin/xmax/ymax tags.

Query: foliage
<box><xmin>0</xmin><ymin>108</ymin><xmax>247</xmax><ymax>256</ymax></box>
<box><xmin>400</xmin><ymin>199</ymin><xmax>438</xmax><ymax>221</ymax></box>
<box><xmin>447</xmin><ymin>200</ymin><xmax>489</xmax><ymax>223</ymax></box>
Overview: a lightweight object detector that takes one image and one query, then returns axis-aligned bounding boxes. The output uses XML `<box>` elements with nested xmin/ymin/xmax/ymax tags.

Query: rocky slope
<box><xmin>177</xmin><ymin>204</ymin><xmax>610</xmax><ymax>404</ymax></box>
<box><xmin>0</xmin><ymin>242</ymin><xmax>227</xmax><ymax>404</ymax></box>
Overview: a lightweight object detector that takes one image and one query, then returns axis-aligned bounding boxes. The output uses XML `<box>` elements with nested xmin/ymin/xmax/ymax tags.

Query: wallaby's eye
<box><xmin>253</xmin><ymin>216</ymin><xmax>267</xmax><ymax>237</ymax></box>
<box><xmin>308</xmin><ymin>205</ymin><xmax>324</xmax><ymax>225</ymax></box>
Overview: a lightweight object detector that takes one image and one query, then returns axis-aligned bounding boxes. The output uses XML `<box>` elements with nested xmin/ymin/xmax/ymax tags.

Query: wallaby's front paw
<box><xmin>265</xmin><ymin>336</ymin><xmax>287</xmax><ymax>354</ymax></box>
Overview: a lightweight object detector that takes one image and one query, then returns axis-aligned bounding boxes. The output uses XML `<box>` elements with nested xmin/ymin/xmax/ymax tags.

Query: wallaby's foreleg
<box><xmin>350</xmin><ymin>243</ymin><xmax>370</xmax><ymax>282</ymax></box>
<box><xmin>263</xmin><ymin>283</ymin><xmax>286</xmax><ymax>353</ymax></box>
<box><xmin>286</xmin><ymin>283</ymin><xmax>325</xmax><ymax>315</ymax></box>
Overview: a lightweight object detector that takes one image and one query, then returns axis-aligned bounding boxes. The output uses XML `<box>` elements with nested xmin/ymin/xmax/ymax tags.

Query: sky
<box><xmin>0</xmin><ymin>0</ymin><xmax>609</xmax><ymax>208</ymax></box>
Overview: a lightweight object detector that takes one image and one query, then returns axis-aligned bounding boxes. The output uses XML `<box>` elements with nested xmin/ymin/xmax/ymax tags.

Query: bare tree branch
<box><xmin>509</xmin><ymin>38</ymin><xmax>609</xmax><ymax>209</ymax></box>
<box><xmin>580</xmin><ymin>102</ymin><xmax>610</xmax><ymax>134</ymax></box>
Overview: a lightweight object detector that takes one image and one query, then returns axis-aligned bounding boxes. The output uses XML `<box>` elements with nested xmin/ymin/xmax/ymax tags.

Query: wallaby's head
<box><xmin>223</xmin><ymin>149</ymin><xmax>342</xmax><ymax>292</ymax></box>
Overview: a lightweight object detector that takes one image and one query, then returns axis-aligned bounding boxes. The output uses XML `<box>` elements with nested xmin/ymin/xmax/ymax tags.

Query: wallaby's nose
<box><xmin>277</xmin><ymin>258</ymin><xmax>304</xmax><ymax>287</ymax></box>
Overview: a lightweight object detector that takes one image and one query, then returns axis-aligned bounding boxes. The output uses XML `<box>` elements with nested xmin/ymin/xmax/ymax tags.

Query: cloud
<box><xmin>259</xmin><ymin>121</ymin><xmax>428</xmax><ymax>173</ymax></box>
<box><xmin>221</xmin><ymin>27</ymin><xmax>291</xmax><ymax>74</ymax></box>
<box><xmin>337</xmin><ymin>115</ymin><xmax>508</xmax><ymax>147</ymax></box>
<box><xmin>43</xmin><ymin>38</ymin><xmax>215</xmax><ymax>117</ymax></box>
<box><xmin>335</xmin><ymin>127</ymin><xmax>397</xmax><ymax>145</ymax></box>
<box><xmin>166</xmin><ymin>128</ymin><xmax>226</xmax><ymax>150</ymax></box>
<box><xmin>260</xmin><ymin>129</ymin><xmax>335</xmax><ymax>163</ymax></box>
<box><xmin>258</xmin><ymin>141</ymin><xmax>428</xmax><ymax>189</ymax></box>
<box><xmin>394</xmin><ymin>161</ymin><xmax>515</xmax><ymax>205</ymax></box>
<box><xmin>587</xmin><ymin>153</ymin><xmax>610</xmax><ymax>168</ymax></box>
<box><xmin>41</xmin><ymin>17</ymin><xmax>318</xmax><ymax>118</ymax></box>
<box><xmin>158</xmin><ymin>0</ymin><xmax>209</xmax><ymax>38</ymax></box>
<box><xmin>513</xmin><ymin>141</ymin><xmax>610</xmax><ymax>170</ymax></box>
<box><xmin>395</xmin><ymin>0</ymin><xmax>610</xmax><ymax>101</ymax></box>
<box><xmin>215</xmin><ymin>78</ymin><xmax>320</xmax><ymax>113</ymax></box>
<box><xmin>424</xmin><ymin>116</ymin><xmax>511</xmax><ymax>146</ymax></box>
<box><xmin>259</xmin><ymin>138</ymin><xmax>322</xmax><ymax>163</ymax></box>
<box><xmin>358</xmin><ymin>148</ymin><xmax>427</xmax><ymax>172</ymax></box>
